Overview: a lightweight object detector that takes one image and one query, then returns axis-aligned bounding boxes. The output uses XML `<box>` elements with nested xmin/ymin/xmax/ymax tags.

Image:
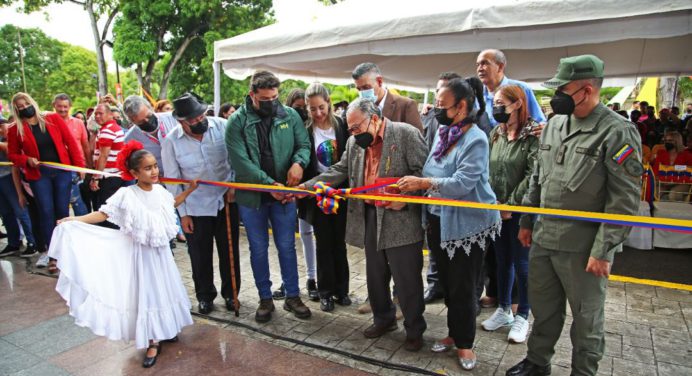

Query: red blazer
<box><xmin>7</xmin><ymin>112</ymin><xmax>86</xmax><ymax>181</ymax></box>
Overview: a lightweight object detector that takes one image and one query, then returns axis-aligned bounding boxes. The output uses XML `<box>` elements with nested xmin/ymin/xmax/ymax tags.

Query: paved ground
<box><xmin>1</xmin><ymin>228</ymin><xmax>691</xmax><ymax>375</ymax></box>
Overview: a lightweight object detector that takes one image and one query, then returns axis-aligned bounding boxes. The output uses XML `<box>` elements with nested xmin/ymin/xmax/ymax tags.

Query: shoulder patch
<box><xmin>611</xmin><ymin>144</ymin><xmax>634</xmax><ymax>165</ymax></box>
<box><xmin>624</xmin><ymin>158</ymin><xmax>644</xmax><ymax>177</ymax></box>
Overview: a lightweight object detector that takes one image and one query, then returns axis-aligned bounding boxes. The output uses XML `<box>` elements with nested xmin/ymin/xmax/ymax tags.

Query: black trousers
<box><xmin>477</xmin><ymin>242</ymin><xmax>518</xmax><ymax>302</ymax></box>
<box><xmin>185</xmin><ymin>205</ymin><xmax>240</xmax><ymax>303</ymax></box>
<box><xmin>24</xmin><ymin>189</ymin><xmax>46</xmax><ymax>252</ymax></box>
<box><xmin>94</xmin><ymin>176</ymin><xmax>124</xmax><ymax>229</ymax></box>
<box><xmin>427</xmin><ymin>215</ymin><xmax>484</xmax><ymax>349</ymax></box>
<box><xmin>365</xmin><ymin>205</ymin><xmax>426</xmax><ymax>339</ymax></box>
<box><xmin>313</xmin><ymin>203</ymin><xmax>349</xmax><ymax>298</ymax></box>
<box><xmin>80</xmin><ymin>180</ymin><xmax>96</xmax><ymax>213</ymax></box>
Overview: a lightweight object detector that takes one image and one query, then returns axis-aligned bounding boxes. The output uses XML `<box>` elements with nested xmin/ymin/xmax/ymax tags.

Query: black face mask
<box><xmin>256</xmin><ymin>99</ymin><xmax>279</xmax><ymax>118</ymax></box>
<box><xmin>550</xmin><ymin>86</ymin><xmax>586</xmax><ymax>116</ymax></box>
<box><xmin>138</xmin><ymin>114</ymin><xmax>159</xmax><ymax>133</ymax></box>
<box><xmin>354</xmin><ymin>119</ymin><xmax>374</xmax><ymax>149</ymax></box>
<box><xmin>664</xmin><ymin>142</ymin><xmax>676</xmax><ymax>151</ymax></box>
<box><xmin>434</xmin><ymin>105</ymin><xmax>458</xmax><ymax>126</ymax></box>
<box><xmin>295</xmin><ymin>107</ymin><xmax>308</xmax><ymax>122</ymax></box>
<box><xmin>19</xmin><ymin>105</ymin><xmax>36</xmax><ymax>118</ymax></box>
<box><xmin>189</xmin><ymin>118</ymin><xmax>209</xmax><ymax>134</ymax></box>
<box><xmin>492</xmin><ymin>105</ymin><xmax>510</xmax><ymax>124</ymax></box>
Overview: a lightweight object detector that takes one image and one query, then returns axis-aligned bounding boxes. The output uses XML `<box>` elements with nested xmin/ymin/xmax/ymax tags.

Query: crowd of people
<box><xmin>0</xmin><ymin>49</ymin><xmax>688</xmax><ymax>375</ymax></box>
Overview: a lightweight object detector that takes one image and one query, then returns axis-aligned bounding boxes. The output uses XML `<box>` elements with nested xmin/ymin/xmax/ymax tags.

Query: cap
<box><xmin>543</xmin><ymin>54</ymin><xmax>604</xmax><ymax>89</ymax></box>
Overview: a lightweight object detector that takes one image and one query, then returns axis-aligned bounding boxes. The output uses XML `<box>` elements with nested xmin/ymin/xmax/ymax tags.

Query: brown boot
<box><xmin>284</xmin><ymin>297</ymin><xmax>312</xmax><ymax>319</ymax></box>
<box><xmin>363</xmin><ymin>321</ymin><xmax>397</xmax><ymax>338</ymax></box>
<box><xmin>255</xmin><ymin>299</ymin><xmax>275</xmax><ymax>323</ymax></box>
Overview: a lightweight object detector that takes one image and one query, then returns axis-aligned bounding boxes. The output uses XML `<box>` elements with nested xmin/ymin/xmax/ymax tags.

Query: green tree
<box><xmin>113</xmin><ymin>0</ymin><xmax>272</xmax><ymax>100</ymax></box>
<box><xmin>0</xmin><ymin>24</ymin><xmax>64</xmax><ymax>107</ymax></box>
<box><xmin>47</xmin><ymin>45</ymin><xmax>99</xmax><ymax>105</ymax></box>
<box><xmin>1</xmin><ymin>0</ymin><xmax>119</xmax><ymax>95</ymax></box>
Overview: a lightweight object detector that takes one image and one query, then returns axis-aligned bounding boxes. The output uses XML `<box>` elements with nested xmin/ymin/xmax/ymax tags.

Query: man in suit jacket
<box><xmin>352</xmin><ymin>62</ymin><xmax>423</xmax><ymax>132</ymax></box>
<box><xmin>303</xmin><ymin>98</ymin><xmax>429</xmax><ymax>352</ymax></box>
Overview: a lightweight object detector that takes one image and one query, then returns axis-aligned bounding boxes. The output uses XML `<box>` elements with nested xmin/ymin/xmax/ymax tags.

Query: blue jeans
<box><xmin>495</xmin><ymin>215</ymin><xmax>530</xmax><ymax>317</ymax></box>
<box><xmin>239</xmin><ymin>201</ymin><xmax>300</xmax><ymax>300</ymax></box>
<box><xmin>0</xmin><ymin>175</ymin><xmax>35</xmax><ymax>247</ymax></box>
<box><xmin>28</xmin><ymin>166</ymin><xmax>72</xmax><ymax>248</ymax></box>
<box><xmin>70</xmin><ymin>173</ymin><xmax>88</xmax><ymax>216</ymax></box>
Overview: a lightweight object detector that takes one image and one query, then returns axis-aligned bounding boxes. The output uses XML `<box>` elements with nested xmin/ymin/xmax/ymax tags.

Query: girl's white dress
<box><xmin>48</xmin><ymin>184</ymin><xmax>193</xmax><ymax>349</ymax></box>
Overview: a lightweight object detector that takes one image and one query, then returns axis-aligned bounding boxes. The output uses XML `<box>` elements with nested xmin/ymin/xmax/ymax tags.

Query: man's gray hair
<box><xmin>123</xmin><ymin>95</ymin><xmax>153</xmax><ymax>119</ymax></box>
<box><xmin>352</xmin><ymin>62</ymin><xmax>381</xmax><ymax>80</ymax></box>
<box><xmin>346</xmin><ymin>98</ymin><xmax>382</xmax><ymax>118</ymax></box>
<box><xmin>482</xmin><ymin>49</ymin><xmax>507</xmax><ymax>66</ymax></box>
<box><xmin>53</xmin><ymin>93</ymin><xmax>72</xmax><ymax>105</ymax></box>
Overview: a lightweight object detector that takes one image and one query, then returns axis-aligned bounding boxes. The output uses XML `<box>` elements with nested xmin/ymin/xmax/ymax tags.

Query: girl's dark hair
<box><xmin>220</xmin><ymin>102</ymin><xmax>234</xmax><ymax>114</ymax></box>
<box><xmin>442</xmin><ymin>77</ymin><xmax>486</xmax><ymax>123</ymax></box>
<box><xmin>127</xmin><ymin>149</ymin><xmax>152</xmax><ymax>172</ymax></box>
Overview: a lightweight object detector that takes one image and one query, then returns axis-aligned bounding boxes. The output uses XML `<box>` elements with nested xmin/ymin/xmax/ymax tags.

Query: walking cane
<box><xmin>225</xmin><ymin>199</ymin><xmax>240</xmax><ymax>317</ymax></box>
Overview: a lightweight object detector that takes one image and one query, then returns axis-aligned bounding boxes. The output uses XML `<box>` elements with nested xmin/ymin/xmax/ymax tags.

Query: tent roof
<box><xmin>214</xmin><ymin>0</ymin><xmax>692</xmax><ymax>91</ymax></box>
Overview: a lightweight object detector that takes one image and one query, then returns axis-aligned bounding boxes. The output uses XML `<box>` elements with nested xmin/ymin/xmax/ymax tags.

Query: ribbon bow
<box><xmin>314</xmin><ymin>182</ymin><xmax>350</xmax><ymax>215</ymax></box>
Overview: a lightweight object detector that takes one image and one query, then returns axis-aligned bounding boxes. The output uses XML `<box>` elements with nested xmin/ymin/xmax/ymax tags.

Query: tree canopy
<box><xmin>112</xmin><ymin>0</ymin><xmax>272</xmax><ymax>100</ymax></box>
<box><xmin>0</xmin><ymin>24</ymin><xmax>64</xmax><ymax>107</ymax></box>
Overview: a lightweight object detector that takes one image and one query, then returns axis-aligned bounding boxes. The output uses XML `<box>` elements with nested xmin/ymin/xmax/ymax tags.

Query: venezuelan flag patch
<box><xmin>612</xmin><ymin>144</ymin><xmax>634</xmax><ymax>165</ymax></box>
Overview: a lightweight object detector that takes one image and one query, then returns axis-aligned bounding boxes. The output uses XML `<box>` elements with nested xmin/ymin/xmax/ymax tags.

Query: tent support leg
<box><xmin>213</xmin><ymin>62</ymin><xmax>221</xmax><ymax>116</ymax></box>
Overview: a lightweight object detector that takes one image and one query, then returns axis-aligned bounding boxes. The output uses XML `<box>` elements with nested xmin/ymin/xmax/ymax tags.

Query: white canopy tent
<box><xmin>213</xmin><ymin>0</ymin><xmax>692</xmax><ymax>110</ymax></box>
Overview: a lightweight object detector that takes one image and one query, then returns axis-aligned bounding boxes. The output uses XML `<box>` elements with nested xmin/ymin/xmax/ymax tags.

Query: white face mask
<box><xmin>359</xmin><ymin>88</ymin><xmax>377</xmax><ymax>101</ymax></box>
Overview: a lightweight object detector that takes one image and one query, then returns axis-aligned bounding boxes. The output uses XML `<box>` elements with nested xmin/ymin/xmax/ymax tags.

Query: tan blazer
<box><xmin>305</xmin><ymin>120</ymin><xmax>428</xmax><ymax>250</ymax></box>
<box><xmin>381</xmin><ymin>90</ymin><xmax>423</xmax><ymax>132</ymax></box>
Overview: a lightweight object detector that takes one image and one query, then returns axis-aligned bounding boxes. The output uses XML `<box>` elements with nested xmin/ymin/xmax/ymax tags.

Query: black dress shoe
<box><xmin>320</xmin><ymin>297</ymin><xmax>335</xmax><ymax>312</ymax></box>
<box><xmin>272</xmin><ymin>283</ymin><xmax>286</xmax><ymax>300</ymax></box>
<box><xmin>198</xmin><ymin>301</ymin><xmax>214</xmax><ymax>314</ymax></box>
<box><xmin>506</xmin><ymin>358</ymin><xmax>551</xmax><ymax>376</ymax></box>
<box><xmin>403</xmin><ymin>336</ymin><xmax>423</xmax><ymax>352</ymax></box>
<box><xmin>142</xmin><ymin>343</ymin><xmax>162</xmax><ymax>368</ymax></box>
<box><xmin>423</xmin><ymin>288</ymin><xmax>443</xmax><ymax>304</ymax></box>
<box><xmin>334</xmin><ymin>295</ymin><xmax>352</xmax><ymax>306</ymax></box>
<box><xmin>307</xmin><ymin>279</ymin><xmax>319</xmax><ymax>302</ymax></box>
<box><xmin>225</xmin><ymin>297</ymin><xmax>241</xmax><ymax>311</ymax></box>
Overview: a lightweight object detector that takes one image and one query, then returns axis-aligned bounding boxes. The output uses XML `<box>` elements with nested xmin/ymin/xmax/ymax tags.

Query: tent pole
<box><xmin>423</xmin><ymin>89</ymin><xmax>429</xmax><ymax>105</ymax></box>
<box><xmin>213</xmin><ymin>62</ymin><xmax>221</xmax><ymax>116</ymax></box>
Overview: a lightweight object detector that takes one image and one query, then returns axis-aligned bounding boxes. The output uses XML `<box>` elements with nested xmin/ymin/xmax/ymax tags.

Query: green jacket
<box><xmin>225</xmin><ymin>100</ymin><xmax>310</xmax><ymax>208</ymax></box>
<box><xmin>520</xmin><ymin>103</ymin><xmax>642</xmax><ymax>262</ymax></box>
<box><xmin>488</xmin><ymin>120</ymin><xmax>540</xmax><ymax>205</ymax></box>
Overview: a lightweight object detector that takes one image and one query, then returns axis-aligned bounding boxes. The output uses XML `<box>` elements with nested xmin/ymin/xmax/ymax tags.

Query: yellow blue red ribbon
<box><xmin>2</xmin><ymin>161</ymin><xmax>691</xmax><ymax>233</ymax></box>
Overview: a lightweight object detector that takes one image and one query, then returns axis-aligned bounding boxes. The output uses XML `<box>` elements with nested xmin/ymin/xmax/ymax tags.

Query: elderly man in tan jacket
<box><xmin>302</xmin><ymin>98</ymin><xmax>429</xmax><ymax>352</ymax></box>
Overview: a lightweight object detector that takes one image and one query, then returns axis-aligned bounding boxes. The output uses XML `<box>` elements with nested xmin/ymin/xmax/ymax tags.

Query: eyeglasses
<box><xmin>348</xmin><ymin>117</ymin><xmax>370</xmax><ymax>134</ymax></box>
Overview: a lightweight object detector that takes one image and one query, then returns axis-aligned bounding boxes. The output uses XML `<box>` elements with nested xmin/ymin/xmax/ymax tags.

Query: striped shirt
<box><xmin>94</xmin><ymin>119</ymin><xmax>125</xmax><ymax>173</ymax></box>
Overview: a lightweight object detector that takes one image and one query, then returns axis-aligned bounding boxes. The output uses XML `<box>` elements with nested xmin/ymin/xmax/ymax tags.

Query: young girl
<box><xmin>48</xmin><ymin>140</ymin><xmax>197</xmax><ymax>368</ymax></box>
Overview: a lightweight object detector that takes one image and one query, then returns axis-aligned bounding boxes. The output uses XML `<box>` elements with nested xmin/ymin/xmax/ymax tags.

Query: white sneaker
<box><xmin>36</xmin><ymin>253</ymin><xmax>50</xmax><ymax>268</ymax></box>
<box><xmin>508</xmin><ymin>315</ymin><xmax>529</xmax><ymax>343</ymax></box>
<box><xmin>481</xmin><ymin>307</ymin><xmax>514</xmax><ymax>331</ymax></box>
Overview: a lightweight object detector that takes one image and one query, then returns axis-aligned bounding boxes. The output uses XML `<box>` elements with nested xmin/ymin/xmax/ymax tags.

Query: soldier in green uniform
<box><xmin>506</xmin><ymin>55</ymin><xmax>642</xmax><ymax>376</ymax></box>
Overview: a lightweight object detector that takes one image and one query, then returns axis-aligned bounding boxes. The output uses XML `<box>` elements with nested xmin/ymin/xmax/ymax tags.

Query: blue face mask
<box><xmin>359</xmin><ymin>88</ymin><xmax>377</xmax><ymax>101</ymax></box>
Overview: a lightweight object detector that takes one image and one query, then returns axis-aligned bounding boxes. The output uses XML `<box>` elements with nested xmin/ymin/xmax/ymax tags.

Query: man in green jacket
<box><xmin>226</xmin><ymin>71</ymin><xmax>312</xmax><ymax>323</ymax></box>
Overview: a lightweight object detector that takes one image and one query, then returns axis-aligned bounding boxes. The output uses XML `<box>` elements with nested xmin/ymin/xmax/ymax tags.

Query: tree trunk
<box><xmin>86</xmin><ymin>0</ymin><xmax>108</xmax><ymax>95</ymax></box>
<box><xmin>659</xmin><ymin>76</ymin><xmax>678</xmax><ymax>109</ymax></box>
<box><xmin>158</xmin><ymin>34</ymin><xmax>199</xmax><ymax>99</ymax></box>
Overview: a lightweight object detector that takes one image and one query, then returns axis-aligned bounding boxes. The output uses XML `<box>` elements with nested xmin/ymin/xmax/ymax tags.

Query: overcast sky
<box><xmin>0</xmin><ymin>0</ymin><xmax>319</xmax><ymax>72</ymax></box>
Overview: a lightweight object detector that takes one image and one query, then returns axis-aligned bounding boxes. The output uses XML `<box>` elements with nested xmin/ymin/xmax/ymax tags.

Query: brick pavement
<box><xmin>171</xmin><ymin>228</ymin><xmax>692</xmax><ymax>376</ymax></box>
<box><xmin>1</xmin><ymin>227</ymin><xmax>690</xmax><ymax>375</ymax></box>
